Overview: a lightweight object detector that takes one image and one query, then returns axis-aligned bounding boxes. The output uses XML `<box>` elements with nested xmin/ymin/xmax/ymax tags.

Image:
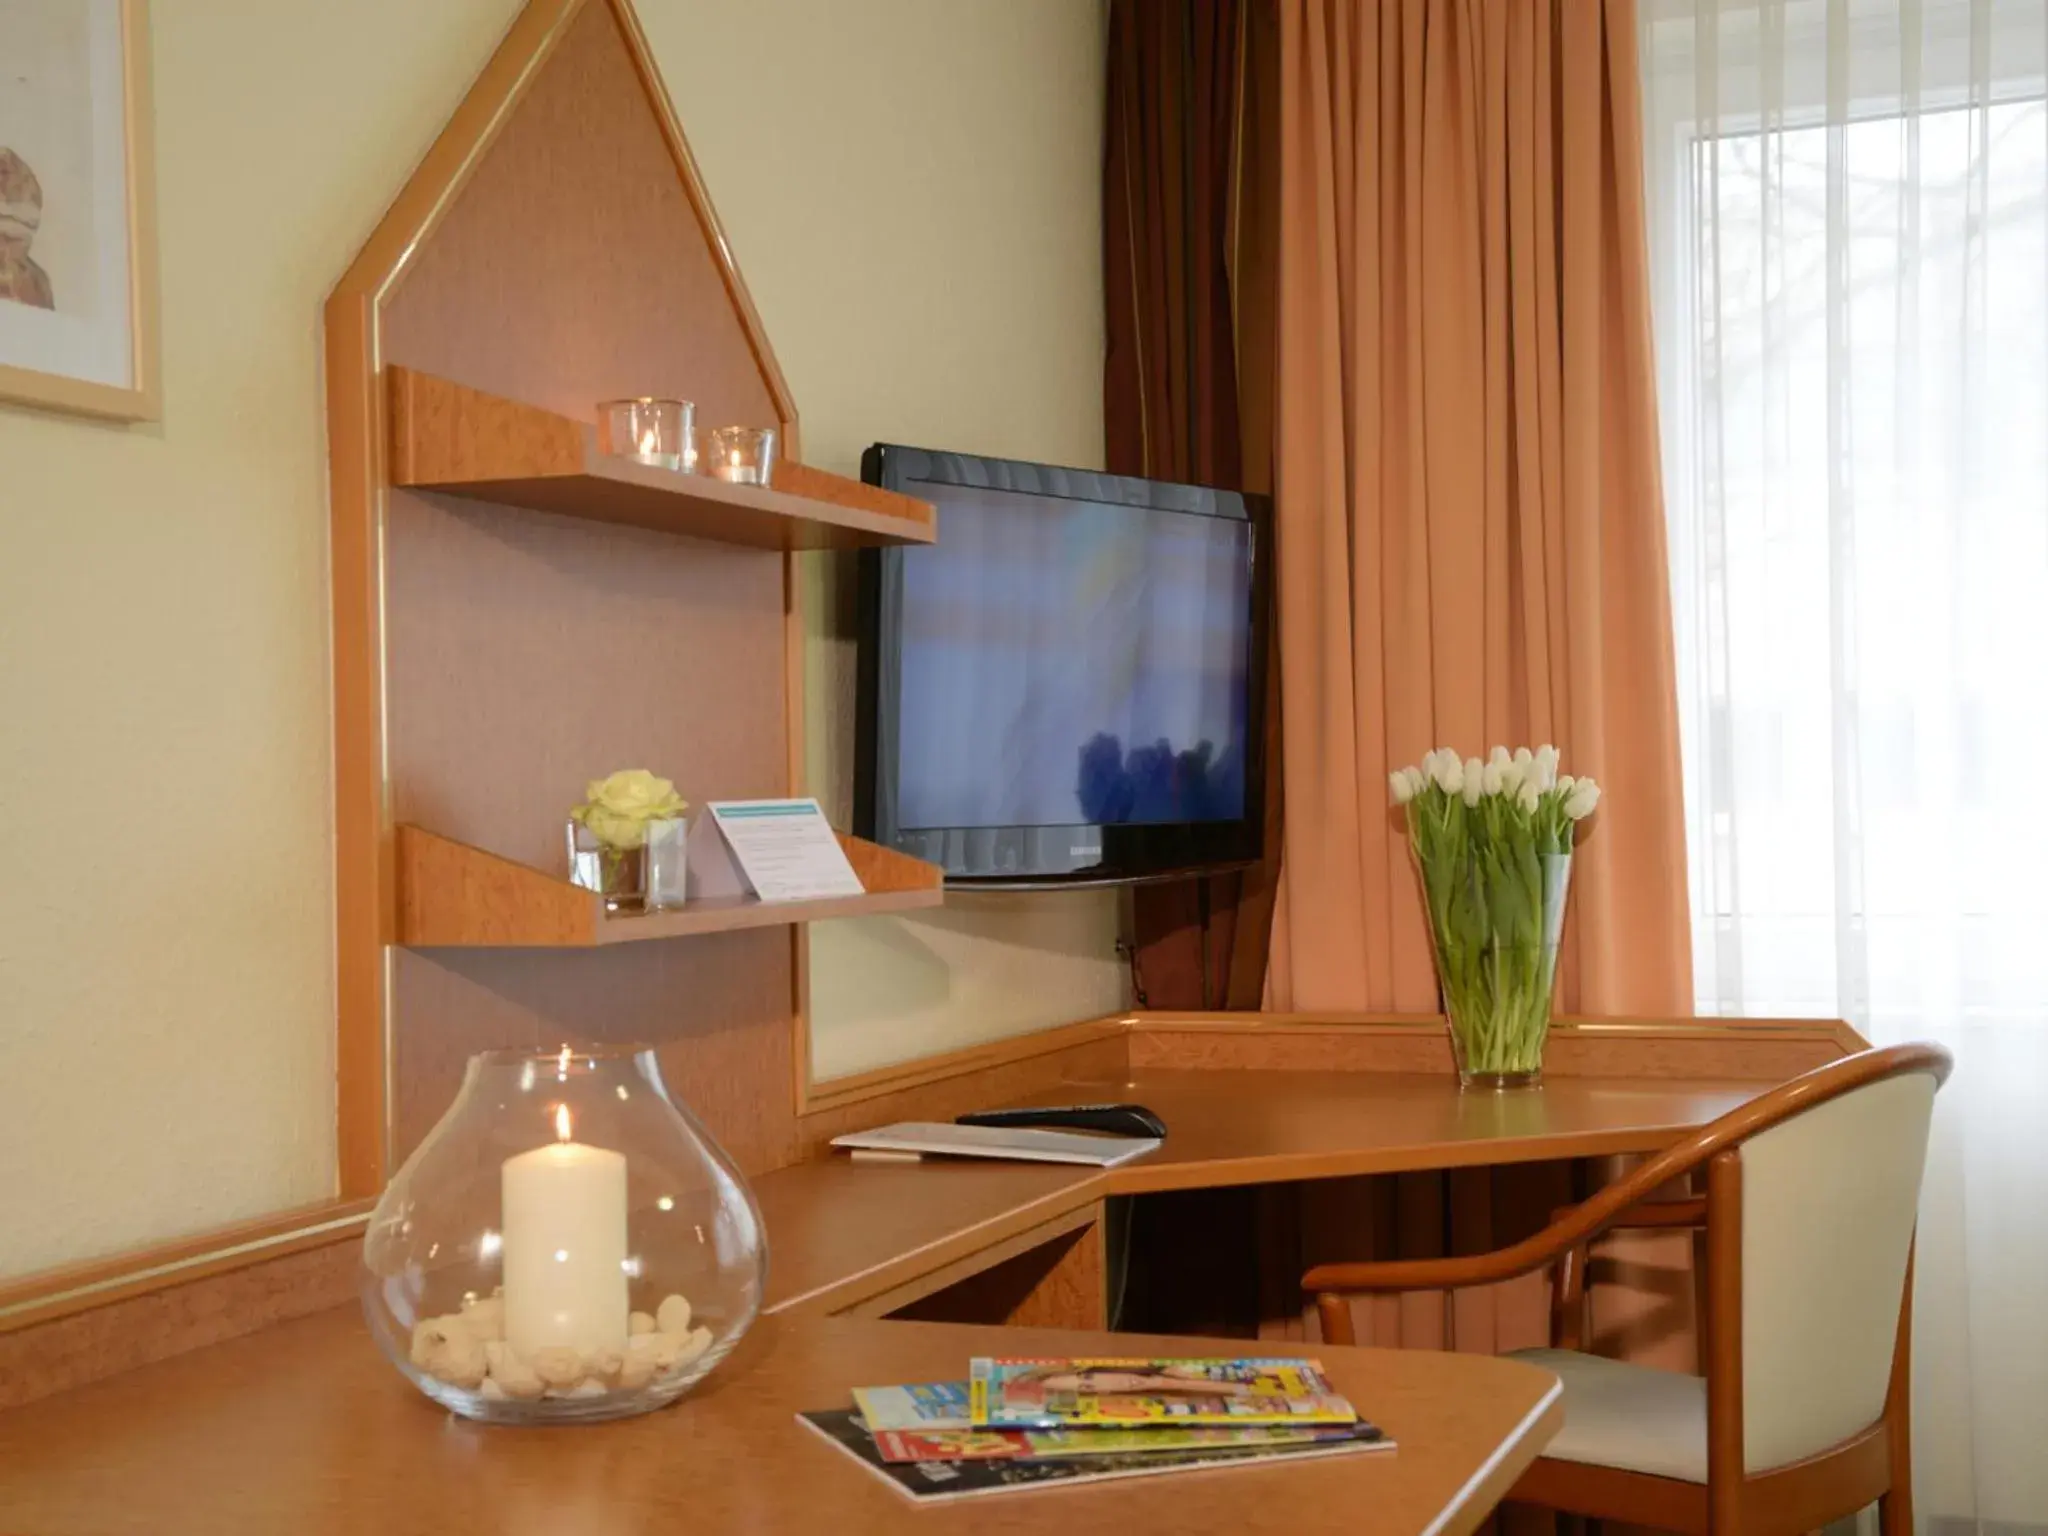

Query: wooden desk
<box><xmin>0</xmin><ymin>1016</ymin><xmax>1864</xmax><ymax>1533</ymax></box>
<box><xmin>0</xmin><ymin>1307</ymin><xmax>1562</xmax><ymax>1536</ymax></box>
<box><xmin>759</xmin><ymin>1068</ymin><xmax>1768</xmax><ymax>1319</ymax></box>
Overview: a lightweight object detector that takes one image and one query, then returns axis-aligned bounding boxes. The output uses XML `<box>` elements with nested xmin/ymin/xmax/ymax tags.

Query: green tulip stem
<box><xmin>1402</xmin><ymin>784</ymin><xmax>1575</xmax><ymax>1081</ymax></box>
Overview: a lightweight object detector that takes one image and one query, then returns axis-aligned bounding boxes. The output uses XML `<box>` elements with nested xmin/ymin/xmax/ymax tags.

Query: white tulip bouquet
<box><xmin>1390</xmin><ymin>746</ymin><xmax>1600</xmax><ymax>1085</ymax></box>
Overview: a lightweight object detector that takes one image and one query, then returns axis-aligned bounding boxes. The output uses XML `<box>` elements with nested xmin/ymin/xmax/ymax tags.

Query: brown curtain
<box><xmin>1266</xmin><ymin>0</ymin><xmax>1692</xmax><ymax>1017</ymax></box>
<box><xmin>1103</xmin><ymin>0</ymin><xmax>1282</xmax><ymax>1010</ymax></box>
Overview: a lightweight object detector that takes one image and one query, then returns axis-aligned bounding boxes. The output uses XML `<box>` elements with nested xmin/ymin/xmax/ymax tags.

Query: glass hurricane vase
<box><xmin>1425</xmin><ymin>851</ymin><xmax>1573</xmax><ymax>1089</ymax></box>
<box><xmin>360</xmin><ymin>1045</ymin><xmax>766</xmax><ymax>1424</ymax></box>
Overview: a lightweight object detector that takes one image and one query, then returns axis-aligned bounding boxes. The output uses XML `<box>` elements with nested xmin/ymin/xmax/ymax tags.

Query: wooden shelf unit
<box><xmin>386</xmin><ymin>367</ymin><xmax>936</xmax><ymax>550</ymax></box>
<box><xmin>395</xmin><ymin>823</ymin><xmax>943</xmax><ymax>947</ymax></box>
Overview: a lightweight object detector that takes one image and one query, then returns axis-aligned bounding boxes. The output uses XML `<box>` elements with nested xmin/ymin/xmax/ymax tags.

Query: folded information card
<box><xmin>686</xmin><ymin>798</ymin><xmax>866</xmax><ymax>904</ymax></box>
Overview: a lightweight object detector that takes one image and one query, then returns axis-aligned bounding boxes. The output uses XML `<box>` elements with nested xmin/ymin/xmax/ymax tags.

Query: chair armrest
<box><xmin>1305</xmin><ymin>1156</ymin><xmax>1722</xmax><ymax>1346</ymax></box>
<box><xmin>1549</xmin><ymin>1197</ymin><xmax>1705</xmax><ymax>1230</ymax></box>
<box><xmin>1303</xmin><ymin>1243</ymin><xmax>1571</xmax><ymax>1298</ymax></box>
<box><xmin>1302</xmin><ymin>1197</ymin><xmax>1708</xmax><ymax>1300</ymax></box>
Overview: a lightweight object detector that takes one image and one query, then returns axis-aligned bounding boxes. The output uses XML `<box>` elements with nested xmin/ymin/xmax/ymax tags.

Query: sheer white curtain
<box><xmin>1641</xmin><ymin>0</ymin><xmax>2048</xmax><ymax>1525</ymax></box>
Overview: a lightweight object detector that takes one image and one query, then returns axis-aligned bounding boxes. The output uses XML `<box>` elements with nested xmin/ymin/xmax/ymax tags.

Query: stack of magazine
<box><xmin>798</xmin><ymin>1356</ymin><xmax>1393</xmax><ymax>1504</ymax></box>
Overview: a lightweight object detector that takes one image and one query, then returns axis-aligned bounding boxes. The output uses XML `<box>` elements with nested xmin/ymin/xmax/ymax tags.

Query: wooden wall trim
<box><xmin>0</xmin><ymin>1199</ymin><xmax>372</xmax><ymax>1337</ymax></box>
<box><xmin>1129</xmin><ymin>1010</ymin><xmax>1866</xmax><ymax>1043</ymax></box>
<box><xmin>1126</xmin><ymin>1013</ymin><xmax>1865</xmax><ymax>1082</ymax></box>
<box><xmin>0</xmin><ymin>1226</ymin><xmax>363</xmax><ymax>1411</ymax></box>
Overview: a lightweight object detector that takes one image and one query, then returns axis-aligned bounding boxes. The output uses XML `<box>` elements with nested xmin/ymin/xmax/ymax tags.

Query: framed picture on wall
<box><xmin>0</xmin><ymin>0</ymin><xmax>158</xmax><ymax>421</ymax></box>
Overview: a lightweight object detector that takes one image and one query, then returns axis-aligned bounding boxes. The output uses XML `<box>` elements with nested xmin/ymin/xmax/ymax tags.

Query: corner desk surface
<box><xmin>0</xmin><ymin>1308</ymin><xmax>1561</xmax><ymax>1536</ymax></box>
<box><xmin>760</xmin><ymin>1067</ymin><xmax>1765</xmax><ymax>1316</ymax></box>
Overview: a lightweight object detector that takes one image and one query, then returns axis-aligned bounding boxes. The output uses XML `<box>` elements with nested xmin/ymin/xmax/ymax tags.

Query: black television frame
<box><xmin>854</xmin><ymin>443</ymin><xmax>1270</xmax><ymax>888</ymax></box>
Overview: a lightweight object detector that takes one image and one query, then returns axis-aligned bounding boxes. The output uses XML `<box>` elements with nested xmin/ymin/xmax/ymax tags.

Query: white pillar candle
<box><xmin>501</xmin><ymin>1104</ymin><xmax>629</xmax><ymax>1358</ymax></box>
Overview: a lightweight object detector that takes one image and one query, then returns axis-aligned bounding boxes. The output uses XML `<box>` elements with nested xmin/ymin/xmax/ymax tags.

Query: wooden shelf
<box><xmin>386</xmin><ymin>367</ymin><xmax>936</xmax><ymax>550</ymax></box>
<box><xmin>395</xmin><ymin>824</ymin><xmax>944</xmax><ymax>948</ymax></box>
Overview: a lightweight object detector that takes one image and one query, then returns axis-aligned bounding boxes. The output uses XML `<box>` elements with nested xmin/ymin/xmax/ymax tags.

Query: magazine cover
<box><xmin>873</xmin><ymin>1420</ymin><xmax>1384</xmax><ymax>1465</ymax></box>
<box><xmin>799</xmin><ymin>1410</ymin><xmax>1393</xmax><ymax>1503</ymax></box>
<box><xmin>850</xmin><ymin>1381</ymin><xmax>974</xmax><ymax>1433</ymax></box>
<box><xmin>970</xmin><ymin>1357</ymin><xmax>1359</xmax><ymax>1429</ymax></box>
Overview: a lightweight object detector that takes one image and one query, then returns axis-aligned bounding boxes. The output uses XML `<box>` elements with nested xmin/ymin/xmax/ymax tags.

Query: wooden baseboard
<box><xmin>0</xmin><ymin>1226</ymin><xmax>362</xmax><ymax>1410</ymax></box>
<box><xmin>0</xmin><ymin>1199</ymin><xmax>373</xmax><ymax>1336</ymax></box>
<box><xmin>1127</xmin><ymin>1013</ymin><xmax>1865</xmax><ymax>1081</ymax></box>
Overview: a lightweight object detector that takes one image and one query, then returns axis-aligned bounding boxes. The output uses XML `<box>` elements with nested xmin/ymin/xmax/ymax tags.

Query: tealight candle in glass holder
<box><xmin>706</xmin><ymin>426</ymin><xmax>777</xmax><ymax>486</ymax></box>
<box><xmin>598</xmin><ymin>398</ymin><xmax>695</xmax><ymax>472</ymax></box>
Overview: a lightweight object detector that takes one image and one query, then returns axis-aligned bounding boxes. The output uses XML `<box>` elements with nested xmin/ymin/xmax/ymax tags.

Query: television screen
<box><xmin>857</xmin><ymin>446</ymin><xmax>1267</xmax><ymax>884</ymax></box>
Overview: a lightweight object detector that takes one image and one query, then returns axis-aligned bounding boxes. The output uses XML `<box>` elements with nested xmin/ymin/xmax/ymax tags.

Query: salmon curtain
<box><xmin>1266</xmin><ymin>0</ymin><xmax>1692</xmax><ymax>1016</ymax></box>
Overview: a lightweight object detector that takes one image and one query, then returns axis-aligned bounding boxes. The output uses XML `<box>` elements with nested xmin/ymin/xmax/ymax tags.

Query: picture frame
<box><xmin>0</xmin><ymin>0</ymin><xmax>159</xmax><ymax>422</ymax></box>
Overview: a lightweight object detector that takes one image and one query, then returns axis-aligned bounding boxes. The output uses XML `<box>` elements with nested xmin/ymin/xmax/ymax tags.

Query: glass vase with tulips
<box><xmin>1390</xmin><ymin>746</ymin><xmax>1600</xmax><ymax>1088</ymax></box>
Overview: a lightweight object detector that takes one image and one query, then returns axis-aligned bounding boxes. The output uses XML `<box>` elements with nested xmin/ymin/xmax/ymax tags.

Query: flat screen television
<box><xmin>855</xmin><ymin>444</ymin><xmax>1269</xmax><ymax>886</ymax></box>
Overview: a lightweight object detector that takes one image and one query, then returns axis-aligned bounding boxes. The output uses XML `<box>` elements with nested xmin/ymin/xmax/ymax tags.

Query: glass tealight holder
<box><xmin>360</xmin><ymin>1045</ymin><xmax>767</xmax><ymax>1425</ymax></box>
<box><xmin>644</xmin><ymin>815</ymin><xmax>690</xmax><ymax>912</ymax></box>
<box><xmin>706</xmin><ymin>425</ymin><xmax>777</xmax><ymax>485</ymax></box>
<box><xmin>598</xmin><ymin>398</ymin><xmax>695</xmax><ymax>472</ymax></box>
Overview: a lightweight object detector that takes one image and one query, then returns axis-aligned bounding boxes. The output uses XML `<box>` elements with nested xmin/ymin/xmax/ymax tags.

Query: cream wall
<box><xmin>647</xmin><ymin>0</ymin><xmax>1127</xmax><ymax>1083</ymax></box>
<box><xmin>0</xmin><ymin>0</ymin><xmax>1117</xmax><ymax>1279</ymax></box>
<box><xmin>0</xmin><ymin>0</ymin><xmax>523</xmax><ymax>1278</ymax></box>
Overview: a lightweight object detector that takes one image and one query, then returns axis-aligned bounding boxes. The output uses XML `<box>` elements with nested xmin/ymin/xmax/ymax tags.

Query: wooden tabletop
<box><xmin>0</xmin><ymin>1307</ymin><xmax>1561</xmax><ymax>1536</ymax></box>
<box><xmin>762</xmin><ymin>1068</ymin><xmax>1765</xmax><ymax>1315</ymax></box>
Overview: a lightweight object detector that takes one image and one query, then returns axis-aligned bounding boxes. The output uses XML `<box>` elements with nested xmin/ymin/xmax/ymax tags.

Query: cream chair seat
<box><xmin>1507</xmin><ymin>1348</ymin><xmax>1708</xmax><ymax>1483</ymax></box>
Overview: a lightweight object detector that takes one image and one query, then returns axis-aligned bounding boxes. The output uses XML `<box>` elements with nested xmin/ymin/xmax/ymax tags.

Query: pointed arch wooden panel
<box><xmin>323</xmin><ymin>0</ymin><xmax>928</xmax><ymax>1196</ymax></box>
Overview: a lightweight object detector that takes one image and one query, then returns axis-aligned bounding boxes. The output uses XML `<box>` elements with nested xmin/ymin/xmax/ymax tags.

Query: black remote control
<box><xmin>955</xmin><ymin>1103</ymin><xmax>1167</xmax><ymax>1140</ymax></box>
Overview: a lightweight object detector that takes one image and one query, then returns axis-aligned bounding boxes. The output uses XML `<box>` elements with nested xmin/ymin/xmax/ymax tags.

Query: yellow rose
<box><xmin>571</xmin><ymin>769</ymin><xmax>688</xmax><ymax>851</ymax></box>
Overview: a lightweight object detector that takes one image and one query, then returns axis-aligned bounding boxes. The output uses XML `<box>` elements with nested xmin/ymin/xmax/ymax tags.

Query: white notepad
<box><xmin>829</xmin><ymin>1121</ymin><xmax>1162</xmax><ymax>1168</ymax></box>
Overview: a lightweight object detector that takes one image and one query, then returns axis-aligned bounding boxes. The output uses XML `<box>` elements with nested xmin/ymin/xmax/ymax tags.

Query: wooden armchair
<box><xmin>1304</xmin><ymin>1043</ymin><xmax>1953</xmax><ymax>1536</ymax></box>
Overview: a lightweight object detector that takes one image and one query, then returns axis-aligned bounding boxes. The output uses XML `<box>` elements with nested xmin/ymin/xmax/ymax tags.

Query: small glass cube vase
<box><xmin>706</xmin><ymin>425</ymin><xmax>776</xmax><ymax>485</ymax></box>
<box><xmin>567</xmin><ymin>820</ymin><xmax>645</xmax><ymax>914</ymax></box>
<box><xmin>598</xmin><ymin>398</ymin><xmax>695</xmax><ymax>472</ymax></box>
<box><xmin>360</xmin><ymin>1045</ymin><xmax>767</xmax><ymax>1425</ymax></box>
<box><xmin>644</xmin><ymin>816</ymin><xmax>689</xmax><ymax>911</ymax></box>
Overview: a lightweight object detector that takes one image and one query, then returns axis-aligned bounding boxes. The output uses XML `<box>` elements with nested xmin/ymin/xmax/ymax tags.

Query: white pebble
<box><xmin>428</xmin><ymin>1331</ymin><xmax>487</xmax><ymax>1389</ymax></box>
<box><xmin>656</xmin><ymin>1294</ymin><xmax>692</xmax><ymax>1336</ymax></box>
<box><xmin>529</xmin><ymin>1345</ymin><xmax>585</xmax><ymax>1390</ymax></box>
<box><xmin>484</xmin><ymin>1341</ymin><xmax>544</xmax><ymax>1400</ymax></box>
<box><xmin>641</xmin><ymin>1332</ymin><xmax>685</xmax><ymax>1372</ymax></box>
<box><xmin>409</xmin><ymin>1315</ymin><xmax>461</xmax><ymax>1369</ymax></box>
<box><xmin>614</xmin><ymin>1350</ymin><xmax>657</xmax><ymax>1391</ymax></box>
<box><xmin>629</xmin><ymin>1311</ymin><xmax>657</xmax><ymax>1336</ymax></box>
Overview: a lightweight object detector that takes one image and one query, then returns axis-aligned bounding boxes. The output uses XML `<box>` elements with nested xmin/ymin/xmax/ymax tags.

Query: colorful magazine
<box><xmin>873</xmin><ymin>1420</ymin><xmax>1381</xmax><ymax>1465</ymax></box>
<box><xmin>850</xmin><ymin>1381</ymin><xmax>974</xmax><ymax>1433</ymax></box>
<box><xmin>799</xmin><ymin>1410</ymin><xmax>1392</xmax><ymax>1503</ymax></box>
<box><xmin>970</xmin><ymin>1357</ymin><xmax>1359</xmax><ymax>1429</ymax></box>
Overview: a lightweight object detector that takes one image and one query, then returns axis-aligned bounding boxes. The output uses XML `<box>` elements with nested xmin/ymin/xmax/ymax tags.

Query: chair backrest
<box><xmin>1734</xmin><ymin>1060</ymin><xmax>1941</xmax><ymax>1473</ymax></box>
